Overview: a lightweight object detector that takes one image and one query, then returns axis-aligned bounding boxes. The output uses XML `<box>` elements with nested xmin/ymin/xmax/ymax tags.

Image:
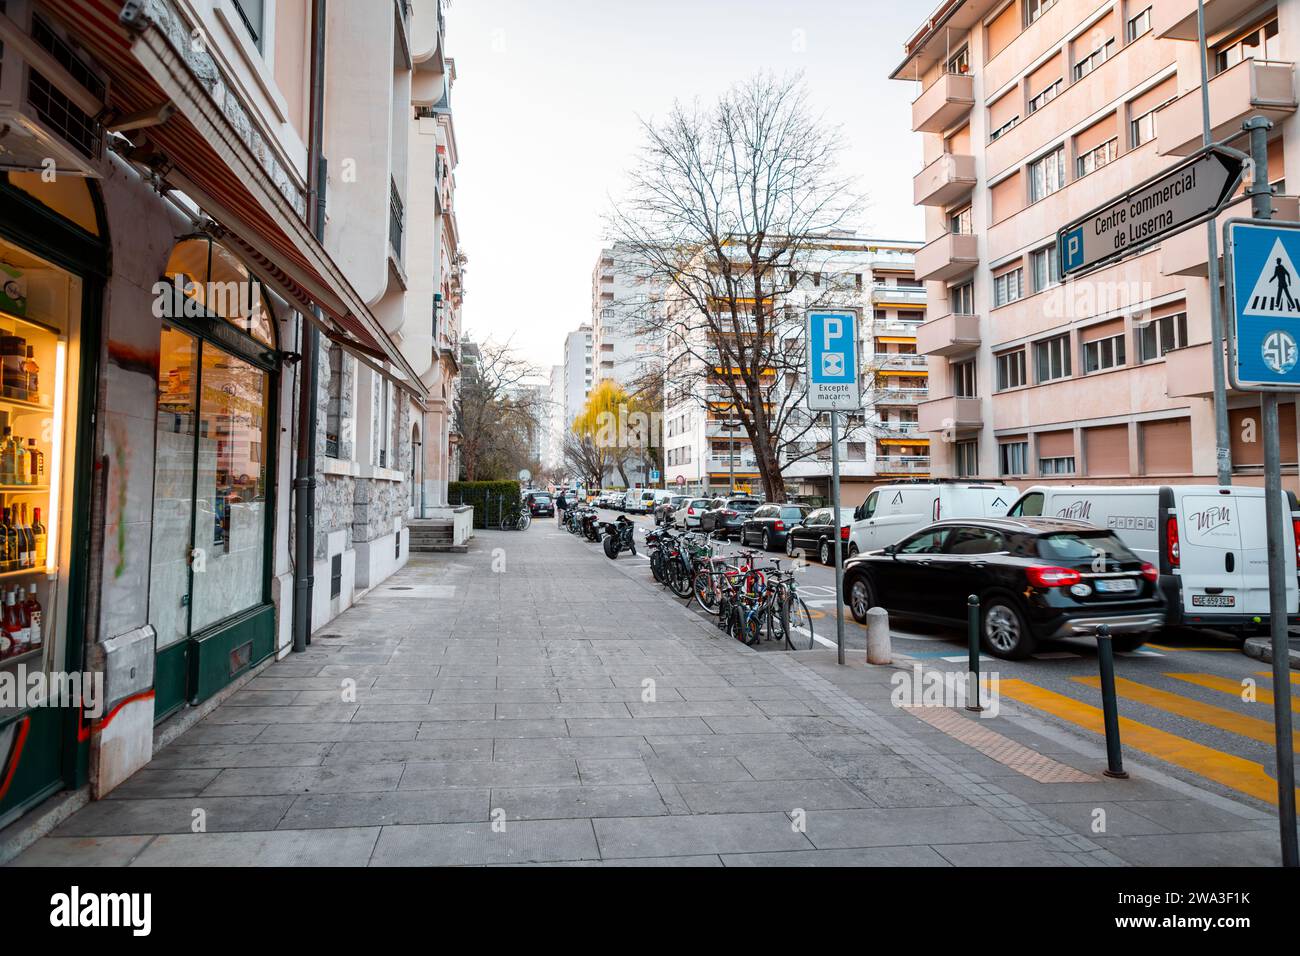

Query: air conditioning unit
<box><xmin>0</xmin><ymin>2</ymin><xmax>106</xmax><ymax>177</ymax></box>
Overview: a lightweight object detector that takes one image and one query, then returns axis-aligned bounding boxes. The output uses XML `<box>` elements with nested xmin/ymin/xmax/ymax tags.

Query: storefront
<box><xmin>0</xmin><ymin>172</ymin><xmax>105</xmax><ymax>828</ymax></box>
<box><xmin>148</xmin><ymin>236</ymin><xmax>279</xmax><ymax>722</ymax></box>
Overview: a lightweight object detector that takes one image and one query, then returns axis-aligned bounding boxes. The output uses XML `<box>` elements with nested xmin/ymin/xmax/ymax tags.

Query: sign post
<box><xmin>806</xmin><ymin>309</ymin><xmax>861</xmax><ymax>666</ymax></box>
<box><xmin>1222</xmin><ymin>116</ymin><xmax>1298</xmax><ymax>869</ymax></box>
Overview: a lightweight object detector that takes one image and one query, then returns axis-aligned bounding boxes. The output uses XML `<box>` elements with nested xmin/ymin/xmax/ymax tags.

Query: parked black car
<box><xmin>740</xmin><ymin>503</ymin><xmax>809</xmax><ymax>551</ymax></box>
<box><xmin>528</xmin><ymin>492</ymin><xmax>554</xmax><ymax>517</ymax></box>
<box><xmin>840</xmin><ymin>517</ymin><xmax>1165</xmax><ymax>660</ymax></box>
<box><xmin>699</xmin><ymin>497</ymin><xmax>762</xmax><ymax>538</ymax></box>
<box><xmin>785</xmin><ymin>507</ymin><xmax>851</xmax><ymax>564</ymax></box>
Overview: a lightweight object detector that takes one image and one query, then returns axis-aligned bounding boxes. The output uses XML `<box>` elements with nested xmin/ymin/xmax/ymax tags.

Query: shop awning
<box><xmin>42</xmin><ymin>0</ymin><xmax>425</xmax><ymax>395</ymax></box>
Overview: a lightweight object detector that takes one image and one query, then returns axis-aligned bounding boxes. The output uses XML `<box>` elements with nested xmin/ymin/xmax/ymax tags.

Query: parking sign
<box><xmin>806</xmin><ymin>309</ymin><xmax>860</xmax><ymax>411</ymax></box>
<box><xmin>1226</xmin><ymin>219</ymin><xmax>1300</xmax><ymax>391</ymax></box>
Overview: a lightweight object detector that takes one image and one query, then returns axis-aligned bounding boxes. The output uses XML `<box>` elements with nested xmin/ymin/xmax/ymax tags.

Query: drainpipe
<box><xmin>293</xmin><ymin>0</ymin><xmax>327</xmax><ymax>653</ymax></box>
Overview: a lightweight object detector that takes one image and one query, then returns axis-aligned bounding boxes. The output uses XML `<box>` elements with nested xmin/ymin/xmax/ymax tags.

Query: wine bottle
<box><xmin>32</xmin><ymin>506</ymin><xmax>46</xmax><ymax>568</ymax></box>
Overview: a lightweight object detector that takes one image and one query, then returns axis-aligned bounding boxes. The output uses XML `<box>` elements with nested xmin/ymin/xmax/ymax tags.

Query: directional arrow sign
<box><xmin>1058</xmin><ymin>145</ymin><xmax>1247</xmax><ymax>279</ymax></box>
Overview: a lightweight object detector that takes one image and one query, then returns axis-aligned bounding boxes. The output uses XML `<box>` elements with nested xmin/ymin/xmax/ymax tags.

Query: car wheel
<box><xmin>847</xmin><ymin>573</ymin><xmax>874</xmax><ymax>624</ymax></box>
<box><xmin>849</xmin><ymin>543</ymin><xmax>859</xmax><ymax>557</ymax></box>
<box><xmin>981</xmin><ymin>596</ymin><xmax>1036</xmax><ymax>660</ymax></box>
<box><xmin>785</xmin><ymin>536</ymin><xmax>796</xmax><ymax>557</ymax></box>
<box><xmin>762</xmin><ymin>530</ymin><xmax>771</xmax><ymax>551</ymax></box>
<box><xmin>819</xmin><ymin>540</ymin><xmax>831</xmax><ymax>565</ymax></box>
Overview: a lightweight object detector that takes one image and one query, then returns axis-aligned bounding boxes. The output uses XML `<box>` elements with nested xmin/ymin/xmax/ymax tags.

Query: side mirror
<box><xmin>883</xmin><ymin>544</ymin><xmax>898</xmax><ymax>556</ymax></box>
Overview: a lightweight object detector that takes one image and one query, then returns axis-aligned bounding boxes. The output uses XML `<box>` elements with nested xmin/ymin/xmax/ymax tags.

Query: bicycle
<box><xmin>500</xmin><ymin>500</ymin><xmax>532</xmax><ymax>531</ymax></box>
<box><xmin>763</xmin><ymin>563</ymin><xmax>815</xmax><ymax>650</ymax></box>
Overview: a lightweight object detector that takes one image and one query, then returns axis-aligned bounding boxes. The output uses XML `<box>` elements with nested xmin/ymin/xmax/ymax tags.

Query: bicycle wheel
<box><xmin>668</xmin><ymin>558</ymin><xmax>694</xmax><ymax>599</ymax></box>
<box><xmin>693</xmin><ymin>569</ymin><xmax>719</xmax><ymax>615</ymax></box>
<box><xmin>500</xmin><ymin>514</ymin><xmax>514</xmax><ymax>531</ymax></box>
<box><xmin>783</xmin><ymin>596</ymin><xmax>815</xmax><ymax>651</ymax></box>
<box><xmin>518</xmin><ymin>512</ymin><xmax>532</xmax><ymax>530</ymax></box>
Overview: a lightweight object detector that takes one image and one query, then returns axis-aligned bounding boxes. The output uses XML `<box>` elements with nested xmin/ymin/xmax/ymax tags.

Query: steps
<box><xmin>407</xmin><ymin>519</ymin><xmax>467</xmax><ymax>553</ymax></box>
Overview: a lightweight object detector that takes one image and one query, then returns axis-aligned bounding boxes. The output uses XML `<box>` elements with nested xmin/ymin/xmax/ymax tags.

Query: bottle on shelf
<box><xmin>27</xmin><ymin>438</ymin><xmax>44</xmax><ymax>484</ymax></box>
<box><xmin>4</xmin><ymin>507</ymin><xmax>18</xmax><ymax>573</ymax></box>
<box><xmin>0</xmin><ymin>427</ymin><xmax>15</xmax><ymax>484</ymax></box>
<box><xmin>23</xmin><ymin>584</ymin><xmax>41</xmax><ymax>652</ymax></box>
<box><xmin>3</xmin><ymin>590</ymin><xmax>27</xmax><ymax>657</ymax></box>
<box><xmin>23</xmin><ymin>345</ymin><xmax>39</xmax><ymax>400</ymax></box>
<box><xmin>0</xmin><ymin>335</ymin><xmax>26</xmax><ymax>400</ymax></box>
<box><xmin>14</xmin><ymin>436</ymin><xmax>28</xmax><ymax>487</ymax></box>
<box><xmin>18</xmin><ymin>503</ymin><xmax>32</xmax><ymax>569</ymax></box>
<box><xmin>0</xmin><ymin>507</ymin><xmax>10</xmax><ymax>573</ymax></box>
<box><xmin>32</xmin><ymin>506</ymin><xmax>46</xmax><ymax>568</ymax></box>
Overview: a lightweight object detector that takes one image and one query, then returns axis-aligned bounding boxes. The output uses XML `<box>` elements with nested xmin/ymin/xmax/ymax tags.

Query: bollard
<box><xmin>865</xmin><ymin>607</ymin><xmax>891</xmax><ymax>665</ymax></box>
<box><xmin>1095</xmin><ymin>624</ymin><xmax>1129</xmax><ymax>779</ymax></box>
<box><xmin>966</xmin><ymin>594</ymin><xmax>983</xmax><ymax>713</ymax></box>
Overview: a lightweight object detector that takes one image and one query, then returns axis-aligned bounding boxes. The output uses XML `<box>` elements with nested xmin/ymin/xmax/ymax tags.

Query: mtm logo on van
<box><xmin>806</xmin><ymin>309</ymin><xmax>859</xmax><ymax>412</ymax></box>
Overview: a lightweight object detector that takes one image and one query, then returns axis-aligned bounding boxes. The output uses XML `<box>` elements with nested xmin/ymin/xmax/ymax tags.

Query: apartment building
<box><xmin>545</xmin><ymin>362</ymin><xmax>565</xmax><ymax>469</ymax></box>
<box><xmin>0</xmin><ymin>0</ymin><xmax>463</xmax><ymax>844</ymax></box>
<box><xmin>894</xmin><ymin>0</ymin><xmax>1300</xmax><ymax>487</ymax></box>
<box><xmin>562</xmin><ymin>323</ymin><xmax>594</xmax><ymax>431</ymax></box>
<box><xmin>591</xmin><ymin>242</ymin><xmax>665</xmax><ymax>389</ymax></box>
<box><xmin>661</xmin><ymin>235</ymin><xmax>929</xmax><ymax>503</ymax></box>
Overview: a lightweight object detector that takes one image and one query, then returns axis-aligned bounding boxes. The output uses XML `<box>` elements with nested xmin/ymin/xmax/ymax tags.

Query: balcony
<box><xmin>919</xmin><ymin>395</ymin><xmax>982</xmax><ymax>434</ymax></box>
<box><xmin>916</xmin><ymin>312</ymin><xmax>980</xmax><ymax>357</ymax></box>
<box><xmin>914</xmin><ymin>232</ymin><xmax>978</xmax><ymax>283</ymax></box>
<box><xmin>1156</xmin><ymin>59</ymin><xmax>1297</xmax><ymax>157</ymax></box>
<box><xmin>706</xmin><ymin>456</ymin><xmax>759</xmax><ymax>473</ymax></box>
<box><xmin>874</xmin><ymin>386</ymin><xmax>929</xmax><ymax>406</ymax></box>
<box><xmin>1155</xmin><ymin>0</ymin><xmax>1262</xmax><ymax>41</ymax></box>
<box><xmin>912</xmin><ymin>72</ymin><xmax>975</xmax><ymax>134</ymax></box>
<box><xmin>388</xmin><ymin>176</ymin><xmax>405</xmax><ymax>261</ymax></box>
<box><xmin>875</xmin><ymin>455</ymin><xmax>931</xmax><ymax>475</ymax></box>
<box><xmin>1164</xmin><ymin>343</ymin><xmax>1225</xmax><ymax>398</ymax></box>
<box><xmin>870</xmin><ymin>284</ymin><xmax>928</xmax><ymax>308</ymax></box>
<box><xmin>1161</xmin><ymin>194</ymin><xmax>1300</xmax><ymax>277</ymax></box>
<box><xmin>871</xmin><ymin>419</ymin><xmax>922</xmax><ymax>439</ymax></box>
<box><xmin>914</xmin><ymin>153</ymin><xmax>976</xmax><ymax>207</ymax></box>
<box><xmin>873</xmin><ymin>352</ymin><xmax>928</xmax><ymax>371</ymax></box>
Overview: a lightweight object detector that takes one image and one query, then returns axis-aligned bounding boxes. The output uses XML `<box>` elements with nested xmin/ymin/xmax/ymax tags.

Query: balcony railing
<box><xmin>870</xmin><ymin>284</ymin><xmax>928</xmax><ymax>306</ymax></box>
<box><xmin>389</xmin><ymin>176</ymin><xmax>405</xmax><ymax>261</ymax></box>
<box><xmin>875</xmin><ymin>455</ymin><xmax>931</xmax><ymax>474</ymax></box>
<box><xmin>871</xmin><ymin>420</ymin><xmax>921</xmax><ymax>438</ymax></box>
<box><xmin>873</xmin><ymin>352</ymin><xmax>928</xmax><ymax>369</ymax></box>
<box><xmin>874</xmin><ymin>387</ymin><xmax>929</xmax><ymax>405</ymax></box>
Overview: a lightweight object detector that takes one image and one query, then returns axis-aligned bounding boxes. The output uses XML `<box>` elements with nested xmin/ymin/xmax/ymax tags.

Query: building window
<box><xmin>955</xmin><ymin>440</ymin><xmax>979</xmax><ymax>478</ymax></box>
<box><xmin>1130</xmin><ymin>105</ymin><xmax>1165</xmax><ymax>148</ymax></box>
<box><xmin>1127</xmin><ymin>6</ymin><xmax>1152</xmax><ymax>42</ymax></box>
<box><xmin>1214</xmin><ymin>19</ymin><xmax>1280</xmax><ymax>75</ymax></box>
<box><xmin>1028</xmin><ymin>79</ymin><xmax>1061</xmax><ymax>114</ymax></box>
<box><xmin>231</xmin><ymin>0</ymin><xmax>265</xmax><ymax>48</ymax></box>
<box><xmin>1039</xmin><ymin>455</ymin><xmax>1076</xmax><ymax>475</ymax></box>
<box><xmin>1034</xmin><ymin>334</ymin><xmax>1072</xmax><ymax>382</ymax></box>
<box><xmin>1026</xmin><ymin>0</ymin><xmax>1057</xmax><ymax>26</ymax></box>
<box><xmin>950</xmin><ymin>281</ymin><xmax>975</xmax><ymax>315</ymax></box>
<box><xmin>999</xmin><ymin>441</ymin><xmax>1028</xmax><ymax>476</ymax></box>
<box><xmin>990</xmin><ymin>115</ymin><xmax>1019</xmax><ymax>141</ymax></box>
<box><xmin>1138</xmin><ymin>312</ymin><xmax>1188</xmax><ymax>361</ymax></box>
<box><xmin>1031</xmin><ymin>245</ymin><xmax>1059</xmax><ymax>292</ymax></box>
<box><xmin>1077</xmin><ymin>137</ymin><xmax>1118</xmax><ymax>177</ymax></box>
<box><xmin>952</xmin><ymin>359</ymin><xmax>977</xmax><ymax>398</ymax></box>
<box><xmin>326</xmin><ymin>343</ymin><xmax>344</xmax><ymax>458</ymax></box>
<box><xmin>996</xmin><ymin>349</ymin><xmax>1027</xmax><ymax>390</ymax></box>
<box><xmin>1074</xmin><ymin>40</ymin><xmax>1116</xmax><ymax>81</ymax></box>
<box><xmin>947</xmin><ymin>47</ymin><xmax>970</xmax><ymax>75</ymax></box>
<box><xmin>993</xmin><ymin>267</ymin><xmax>1024</xmax><ymax>308</ymax></box>
<box><xmin>1083</xmin><ymin>333</ymin><xmax>1127</xmax><ymax>372</ymax></box>
<box><xmin>847</xmin><ymin>442</ymin><xmax>867</xmax><ymax>461</ymax></box>
<box><xmin>1028</xmin><ymin>147</ymin><xmax>1066</xmax><ymax>203</ymax></box>
<box><xmin>950</xmin><ymin>206</ymin><xmax>973</xmax><ymax>235</ymax></box>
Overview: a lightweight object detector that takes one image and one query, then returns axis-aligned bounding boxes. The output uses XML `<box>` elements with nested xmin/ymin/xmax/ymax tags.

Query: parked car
<box><xmin>699</xmin><ymin>497</ymin><xmax>762</xmax><ymax>537</ymax></box>
<box><xmin>850</xmin><ymin>481</ymin><xmax>1018</xmax><ymax>557</ymax></box>
<box><xmin>622</xmin><ymin>488</ymin><xmax>660</xmax><ymax>514</ymax></box>
<box><xmin>528</xmin><ymin>492</ymin><xmax>554</xmax><ymax>517</ymax></box>
<box><xmin>1008</xmin><ymin>484</ymin><xmax>1300</xmax><ymax>634</ymax></box>
<box><xmin>673</xmin><ymin>497</ymin><xmax>712</xmax><ymax>529</ymax></box>
<box><xmin>842</xmin><ymin>517</ymin><xmax>1165</xmax><ymax>659</ymax></box>
<box><xmin>786</xmin><ymin>507</ymin><xmax>851</xmax><ymax>564</ymax></box>
<box><xmin>740</xmin><ymin>503</ymin><xmax>809</xmax><ymax>551</ymax></box>
<box><xmin>656</xmin><ymin>494</ymin><xmax>690</xmax><ymax>526</ymax></box>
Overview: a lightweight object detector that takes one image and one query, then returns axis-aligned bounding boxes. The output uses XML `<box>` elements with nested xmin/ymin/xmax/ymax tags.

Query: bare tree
<box><xmin>454</xmin><ymin>339</ymin><xmax>541</xmax><ymax>481</ymax></box>
<box><xmin>607</xmin><ymin>72</ymin><xmax>877</xmax><ymax>501</ymax></box>
<box><xmin>562</xmin><ymin>431</ymin><xmax>608</xmax><ymax>492</ymax></box>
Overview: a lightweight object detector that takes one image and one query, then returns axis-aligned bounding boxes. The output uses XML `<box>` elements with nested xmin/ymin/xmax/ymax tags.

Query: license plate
<box><xmin>1192</xmin><ymin>594</ymin><xmax>1236</xmax><ymax>607</ymax></box>
<box><xmin>1095</xmin><ymin>578</ymin><xmax>1138</xmax><ymax>594</ymax></box>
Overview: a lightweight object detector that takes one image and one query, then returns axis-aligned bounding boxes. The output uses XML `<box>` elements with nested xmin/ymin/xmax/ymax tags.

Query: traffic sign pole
<box><xmin>830</xmin><ymin>411</ymin><xmax>845</xmax><ymax>666</ymax></box>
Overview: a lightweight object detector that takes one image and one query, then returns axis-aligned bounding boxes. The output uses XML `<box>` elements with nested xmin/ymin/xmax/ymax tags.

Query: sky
<box><xmin>446</xmin><ymin>0</ymin><xmax>929</xmax><ymax>373</ymax></box>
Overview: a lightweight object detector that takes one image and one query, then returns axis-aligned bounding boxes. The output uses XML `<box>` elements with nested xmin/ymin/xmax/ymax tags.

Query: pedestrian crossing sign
<box><xmin>1226</xmin><ymin>219</ymin><xmax>1300</xmax><ymax>390</ymax></box>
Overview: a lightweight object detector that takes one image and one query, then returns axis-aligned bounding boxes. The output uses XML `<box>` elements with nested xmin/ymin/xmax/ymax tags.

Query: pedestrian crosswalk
<box><xmin>996</xmin><ymin>672</ymin><xmax>1299</xmax><ymax>807</ymax></box>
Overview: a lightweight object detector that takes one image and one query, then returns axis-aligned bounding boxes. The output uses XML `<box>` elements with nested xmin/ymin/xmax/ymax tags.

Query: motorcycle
<box><xmin>601</xmin><ymin>514</ymin><xmax>637</xmax><ymax>559</ymax></box>
<box><xmin>579</xmin><ymin>508</ymin><xmax>602</xmax><ymax>541</ymax></box>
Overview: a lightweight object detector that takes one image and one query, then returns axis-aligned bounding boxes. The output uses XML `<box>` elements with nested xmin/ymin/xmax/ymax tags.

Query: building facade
<box><xmin>0</xmin><ymin>0</ymin><xmax>462</xmax><ymax>848</ymax></box>
<box><xmin>893</xmin><ymin>0</ymin><xmax>1299</xmax><ymax>487</ymax></box>
<box><xmin>561</xmin><ymin>323</ymin><xmax>593</xmax><ymax>433</ymax></box>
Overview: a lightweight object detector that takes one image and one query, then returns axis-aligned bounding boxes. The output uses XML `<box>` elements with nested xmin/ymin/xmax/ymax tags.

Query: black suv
<box><xmin>699</xmin><ymin>497</ymin><xmax>762</xmax><ymax>538</ymax></box>
<box><xmin>840</xmin><ymin>517</ymin><xmax>1165</xmax><ymax>659</ymax></box>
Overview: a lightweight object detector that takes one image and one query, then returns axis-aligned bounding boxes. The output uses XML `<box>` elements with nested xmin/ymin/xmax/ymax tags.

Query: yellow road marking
<box><xmin>1146</xmin><ymin>644</ymin><xmax>1240</xmax><ymax>652</ymax></box>
<box><xmin>1255</xmin><ymin>671</ymin><xmax>1300</xmax><ymax>686</ymax></box>
<box><xmin>1074</xmin><ymin>676</ymin><xmax>1299</xmax><ymax>749</ymax></box>
<box><xmin>998</xmin><ymin>679</ymin><xmax>1298</xmax><ymax>806</ymax></box>
<box><xmin>1167</xmin><ymin>672</ymin><xmax>1296</xmax><ymax>707</ymax></box>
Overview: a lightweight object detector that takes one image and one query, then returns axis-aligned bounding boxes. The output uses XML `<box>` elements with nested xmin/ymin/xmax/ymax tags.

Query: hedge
<box><xmin>448</xmin><ymin>480</ymin><xmax>523</xmax><ymax>529</ymax></box>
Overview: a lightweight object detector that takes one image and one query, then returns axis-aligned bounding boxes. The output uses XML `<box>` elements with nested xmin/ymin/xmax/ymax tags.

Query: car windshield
<box><xmin>1037</xmin><ymin>531</ymin><xmax>1138</xmax><ymax>564</ymax></box>
<box><xmin>731</xmin><ymin>499</ymin><xmax>760</xmax><ymax>510</ymax></box>
<box><xmin>780</xmin><ymin>506</ymin><xmax>807</xmax><ymax>520</ymax></box>
<box><xmin>534</xmin><ymin>494</ymin><xmax>551</xmax><ymax>503</ymax></box>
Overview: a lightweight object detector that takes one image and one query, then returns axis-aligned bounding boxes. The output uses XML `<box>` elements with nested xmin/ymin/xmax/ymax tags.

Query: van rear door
<box><xmin>1178</xmin><ymin>493</ymin><xmax>1247</xmax><ymax>616</ymax></box>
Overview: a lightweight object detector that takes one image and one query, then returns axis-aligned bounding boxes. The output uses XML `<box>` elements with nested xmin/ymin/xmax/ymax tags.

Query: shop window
<box><xmin>164</xmin><ymin>236</ymin><xmax>274</xmax><ymax>346</ymax></box>
<box><xmin>5</xmin><ymin>172</ymin><xmax>100</xmax><ymax>235</ymax></box>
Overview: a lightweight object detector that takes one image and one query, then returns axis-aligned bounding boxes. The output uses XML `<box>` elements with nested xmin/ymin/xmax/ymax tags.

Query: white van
<box><xmin>1008</xmin><ymin>484</ymin><xmax>1299</xmax><ymax>632</ymax></box>
<box><xmin>622</xmin><ymin>488</ymin><xmax>659</xmax><ymax>514</ymax></box>
<box><xmin>850</xmin><ymin>481</ymin><xmax>1019</xmax><ymax>556</ymax></box>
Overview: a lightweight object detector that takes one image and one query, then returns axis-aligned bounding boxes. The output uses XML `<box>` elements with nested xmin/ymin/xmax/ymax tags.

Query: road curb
<box><xmin>1242</xmin><ymin>636</ymin><xmax>1300</xmax><ymax>670</ymax></box>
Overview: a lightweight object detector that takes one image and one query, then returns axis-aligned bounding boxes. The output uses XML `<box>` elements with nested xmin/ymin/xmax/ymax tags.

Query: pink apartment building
<box><xmin>893</xmin><ymin>0</ymin><xmax>1300</xmax><ymax>488</ymax></box>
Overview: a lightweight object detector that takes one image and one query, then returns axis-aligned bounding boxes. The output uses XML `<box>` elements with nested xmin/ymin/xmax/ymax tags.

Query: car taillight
<box><xmin>840</xmin><ymin>525</ymin><xmax>850</xmax><ymax>541</ymax></box>
<box><xmin>1166</xmin><ymin>516</ymin><xmax>1180</xmax><ymax>568</ymax></box>
<box><xmin>1140</xmin><ymin>562</ymin><xmax>1158</xmax><ymax>583</ymax></box>
<box><xmin>1293</xmin><ymin>518</ymin><xmax>1300</xmax><ymax>566</ymax></box>
<box><xmin>687</xmin><ymin>508</ymin><xmax>695</xmax><ymax>515</ymax></box>
<box><xmin>774</xmin><ymin>520</ymin><xmax>784</xmax><ymax>531</ymax></box>
<box><xmin>1025</xmin><ymin>565</ymin><xmax>1081</xmax><ymax>588</ymax></box>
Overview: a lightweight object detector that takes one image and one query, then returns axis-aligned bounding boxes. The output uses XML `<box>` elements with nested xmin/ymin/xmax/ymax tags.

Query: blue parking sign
<box><xmin>1227</xmin><ymin>220</ymin><xmax>1300</xmax><ymax>390</ymax></box>
<box><xmin>806</xmin><ymin>309</ymin><xmax>860</xmax><ymax>411</ymax></box>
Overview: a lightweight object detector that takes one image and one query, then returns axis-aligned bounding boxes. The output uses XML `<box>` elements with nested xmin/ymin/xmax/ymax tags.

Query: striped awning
<box><xmin>41</xmin><ymin>0</ymin><xmax>423</xmax><ymax>392</ymax></box>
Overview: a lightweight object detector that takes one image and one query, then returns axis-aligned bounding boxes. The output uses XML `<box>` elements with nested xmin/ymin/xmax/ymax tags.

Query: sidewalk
<box><xmin>10</xmin><ymin>526</ymin><xmax>1283</xmax><ymax>866</ymax></box>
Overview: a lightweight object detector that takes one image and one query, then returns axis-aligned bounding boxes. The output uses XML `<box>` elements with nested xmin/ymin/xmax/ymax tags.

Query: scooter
<box><xmin>601</xmin><ymin>514</ymin><xmax>637</xmax><ymax>559</ymax></box>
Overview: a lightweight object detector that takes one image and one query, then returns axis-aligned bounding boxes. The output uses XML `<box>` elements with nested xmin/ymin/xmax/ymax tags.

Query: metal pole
<box><xmin>966</xmin><ymin>594</ymin><xmax>982</xmax><ymax>713</ymax></box>
<box><xmin>1244</xmin><ymin>116</ymin><xmax>1298</xmax><ymax>867</ymax></box>
<box><xmin>830</xmin><ymin>411</ymin><xmax>845</xmax><ymax>665</ymax></box>
<box><xmin>728</xmin><ymin>423</ymin><xmax>736</xmax><ymax>496</ymax></box>
<box><xmin>1095</xmin><ymin>625</ymin><xmax>1128</xmax><ymax>779</ymax></box>
<box><xmin>1198</xmin><ymin>0</ymin><xmax>1233</xmax><ymax>485</ymax></box>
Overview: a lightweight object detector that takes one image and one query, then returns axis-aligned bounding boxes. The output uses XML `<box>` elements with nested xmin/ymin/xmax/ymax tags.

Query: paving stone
<box><xmin>577</xmin><ymin>758</ymin><xmax>654</xmax><ymax>785</ymax></box>
<box><xmin>106</xmin><ymin>769</ymin><xmax>222</xmax><ymax>800</ymax></box>
<box><xmin>417</xmin><ymin>719</ymin><xmax>569</xmax><ymax>739</ymax></box>
<box><xmin>324</xmin><ymin>739</ymin><xmax>492</xmax><ymax>764</ymax></box>
<box><xmin>202</xmin><ymin>763</ymin><xmax>406</xmax><ymax>796</ymax></box>
<box><xmin>565</xmin><ymin>717</ymin><xmax>712</xmax><ymax>737</ymax></box>
<box><xmin>593</xmin><ymin>812</ymin><xmax>811</xmax><ymax>858</ymax></box>
<box><xmin>54</xmin><ymin>796</ymin><xmax>295</xmax><ymax>836</ymax></box>
<box><xmin>149</xmin><ymin>743</ymin><xmax>333</xmax><ymax>770</ymax></box>
<box><xmin>490</xmin><ymin>785</ymin><xmax>668</xmax><ymax>820</ymax></box>
<box><xmin>932</xmin><ymin>840</ymin><xmax>1090</xmax><ymax>867</ymax></box>
<box><xmin>802</xmin><ymin>806</ymin><xmax>1023</xmax><ymax>850</ymax></box>
<box><xmin>132</xmin><ymin>828</ymin><xmax>381</xmax><ymax>866</ymax></box>
<box><xmin>256</xmin><ymin>722</ymin><xmax>421</xmax><ymax>743</ymax></box>
<box><xmin>643</xmin><ymin>756</ymin><xmax>754</xmax><ymax>784</ymax></box>
<box><xmin>675</xmin><ymin>778</ymin><xmax>875</xmax><ymax>814</ymax></box>
<box><xmin>721</xmin><ymin>845</ymin><xmax>949</xmax><ymax>867</ymax></box>
<box><xmin>490</xmin><ymin>736</ymin><xmax>653</xmax><ymax>762</ymax></box>
<box><xmin>398</xmin><ymin>758</ymin><xmax>580</xmax><ymax>789</ymax></box>
<box><xmin>11</xmin><ymin>835</ymin><xmax>154</xmax><ymax>866</ymax></box>
<box><xmin>279</xmin><ymin>789</ymin><xmax>490</xmax><ymax>828</ymax></box>
<box><xmin>370</xmin><ymin>820</ymin><xmax>600</xmax><ymax>866</ymax></box>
